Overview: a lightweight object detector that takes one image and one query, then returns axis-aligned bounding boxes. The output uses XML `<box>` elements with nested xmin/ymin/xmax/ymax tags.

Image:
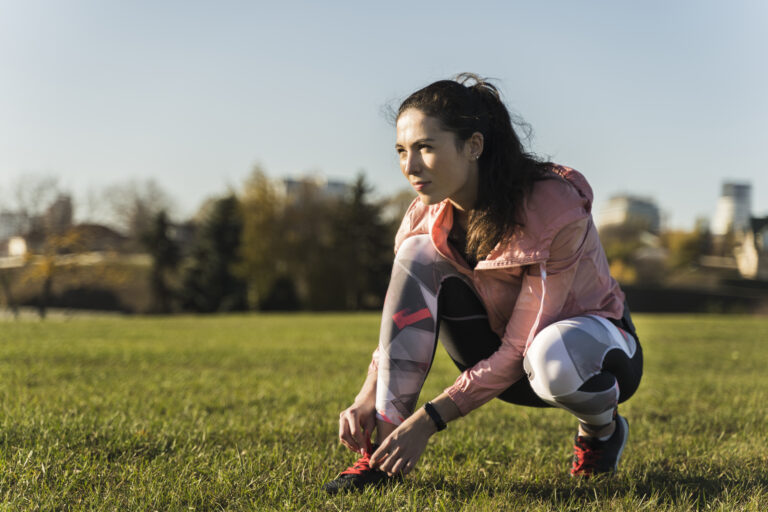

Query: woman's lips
<box><xmin>412</xmin><ymin>181</ymin><xmax>430</xmax><ymax>191</ymax></box>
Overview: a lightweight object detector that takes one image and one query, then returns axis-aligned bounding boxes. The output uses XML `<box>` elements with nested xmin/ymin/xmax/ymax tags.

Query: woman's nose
<box><xmin>404</xmin><ymin>152</ymin><xmax>420</xmax><ymax>175</ymax></box>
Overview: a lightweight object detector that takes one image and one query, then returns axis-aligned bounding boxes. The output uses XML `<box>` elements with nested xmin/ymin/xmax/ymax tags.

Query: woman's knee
<box><xmin>393</xmin><ymin>235</ymin><xmax>460</xmax><ymax>293</ymax></box>
<box><xmin>523</xmin><ymin>322</ymin><xmax>588</xmax><ymax>400</ymax></box>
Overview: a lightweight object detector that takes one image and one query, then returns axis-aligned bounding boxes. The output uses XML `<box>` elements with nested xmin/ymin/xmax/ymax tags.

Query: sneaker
<box><xmin>571</xmin><ymin>414</ymin><xmax>629</xmax><ymax>477</ymax></box>
<box><xmin>322</xmin><ymin>447</ymin><xmax>398</xmax><ymax>494</ymax></box>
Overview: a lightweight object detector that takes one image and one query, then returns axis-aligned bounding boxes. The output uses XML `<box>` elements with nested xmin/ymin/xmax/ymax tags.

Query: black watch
<box><xmin>424</xmin><ymin>401</ymin><xmax>447</xmax><ymax>431</ymax></box>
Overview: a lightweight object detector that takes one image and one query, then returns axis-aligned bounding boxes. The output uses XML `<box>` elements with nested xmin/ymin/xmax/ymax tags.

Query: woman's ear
<box><xmin>468</xmin><ymin>132</ymin><xmax>484</xmax><ymax>160</ymax></box>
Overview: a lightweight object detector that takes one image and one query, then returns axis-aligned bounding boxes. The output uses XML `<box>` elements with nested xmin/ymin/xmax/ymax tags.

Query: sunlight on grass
<box><xmin>0</xmin><ymin>314</ymin><xmax>766</xmax><ymax>510</ymax></box>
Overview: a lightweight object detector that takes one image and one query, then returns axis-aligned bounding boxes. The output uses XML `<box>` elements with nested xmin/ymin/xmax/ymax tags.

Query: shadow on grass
<box><xmin>428</xmin><ymin>462</ymin><xmax>768</xmax><ymax>506</ymax></box>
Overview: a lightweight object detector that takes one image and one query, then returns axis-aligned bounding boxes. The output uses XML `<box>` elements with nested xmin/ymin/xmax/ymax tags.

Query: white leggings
<box><xmin>375</xmin><ymin>235</ymin><xmax>642</xmax><ymax>427</ymax></box>
<box><xmin>523</xmin><ymin>315</ymin><xmax>640</xmax><ymax>425</ymax></box>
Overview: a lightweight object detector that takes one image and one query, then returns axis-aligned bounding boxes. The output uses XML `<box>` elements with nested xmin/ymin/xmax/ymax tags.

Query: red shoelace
<box><xmin>340</xmin><ymin>453</ymin><xmax>373</xmax><ymax>476</ymax></box>
<box><xmin>571</xmin><ymin>437</ymin><xmax>603</xmax><ymax>475</ymax></box>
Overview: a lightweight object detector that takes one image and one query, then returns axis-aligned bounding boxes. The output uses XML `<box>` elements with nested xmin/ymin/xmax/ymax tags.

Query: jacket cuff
<box><xmin>444</xmin><ymin>385</ymin><xmax>472</xmax><ymax>416</ymax></box>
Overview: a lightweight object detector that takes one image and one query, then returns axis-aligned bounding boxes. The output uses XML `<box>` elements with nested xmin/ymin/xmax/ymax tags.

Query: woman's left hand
<box><xmin>369</xmin><ymin>413</ymin><xmax>436</xmax><ymax>476</ymax></box>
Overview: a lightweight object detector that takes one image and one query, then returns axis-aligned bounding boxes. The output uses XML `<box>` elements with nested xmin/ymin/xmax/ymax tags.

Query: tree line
<box><xmin>3</xmin><ymin>169</ymin><xmax>732</xmax><ymax>317</ymax></box>
<box><xmin>0</xmin><ymin>169</ymin><xmax>411</xmax><ymax>315</ymax></box>
<box><xmin>147</xmin><ymin>169</ymin><xmax>401</xmax><ymax>313</ymax></box>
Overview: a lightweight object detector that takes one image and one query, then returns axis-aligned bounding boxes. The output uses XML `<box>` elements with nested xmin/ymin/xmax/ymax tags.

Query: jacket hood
<box><xmin>480</xmin><ymin>165</ymin><xmax>593</xmax><ymax>267</ymax></box>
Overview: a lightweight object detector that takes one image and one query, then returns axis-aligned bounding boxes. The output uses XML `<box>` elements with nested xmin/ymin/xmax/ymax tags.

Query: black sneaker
<box><xmin>322</xmin><ymin>447</ymin><xmax>398</xmax><ymax>494</ymax></box>
<box><xmin>571</xmin><ymin>414</ymin><xmax>629</xmax><ymax>477</ymax></box>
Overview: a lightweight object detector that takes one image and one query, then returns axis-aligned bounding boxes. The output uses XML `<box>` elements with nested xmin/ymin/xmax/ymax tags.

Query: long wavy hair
<box><xmin>397</xmin><ymin>73</ymin><xmax>554</xmax><ymax>260</ymax></box>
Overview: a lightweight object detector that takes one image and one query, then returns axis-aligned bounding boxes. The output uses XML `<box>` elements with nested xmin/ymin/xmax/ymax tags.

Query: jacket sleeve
<box><xmin>443</xmin><ymin>217</ymin><xmax>590</xmax><ymax>415</ymax></box>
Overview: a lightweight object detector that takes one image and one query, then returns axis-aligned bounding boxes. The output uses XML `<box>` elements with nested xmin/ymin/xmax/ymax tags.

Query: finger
<box><xmin>339</xmin><ymin>433</ymin><xmax>357</xmax><ymax>453</ymax></box>
<box><xmin>377</xmin><ymin>454</ymin><xmax>392</xmax><ymax>474</ymax></box>
<box><xmin>339</xmin><ymin>434</ymin><xmax>357</xmax><ymax>453</ymax></box>
<box><xmin>348</xmin><ymin>418</ymin><xmax>366</xmax><ymax>454</ymax></box>
<box><xmin>348</xmin><ymin>414</ymin><xmax>359</xmax><ymax>436</ymax></box>
<box><xmin>390</xmin><ymin>456</ymin><xmax>407</xmax><ymax>476</ymax></box>
<box><xmin>338</xmin><ymin>414</ymin><xmax>350</xmax><ymax>439</ymax></box>
<box><xmin>404</xmin><ymin>458</ymin><xmax>417</xmax><ymax>475</ymax></box>
<box><xmin>354</xmin><ymin>424</ymin><xmax>369</xmax><ymax>454</ymax></box>
<box><xmin>339</xmin><ymin>417</ymin><xmax>360</xmax><ymax>453</ymax></box>
<box><xmin>378</xmin><ymin>446</ymin><xmax>401</xmax><ymax>474</ymax></box>
<box><xmin>369</xmin><ymin>438</ymin><xmax>391</xmax><ymax>466</ymax></box>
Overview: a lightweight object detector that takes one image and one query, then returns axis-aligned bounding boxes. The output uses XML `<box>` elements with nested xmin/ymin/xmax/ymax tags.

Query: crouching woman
<box><xmin>324</xmin><ymin>73</ymin><xmax>642</xmax><ymax>493</ymax></box>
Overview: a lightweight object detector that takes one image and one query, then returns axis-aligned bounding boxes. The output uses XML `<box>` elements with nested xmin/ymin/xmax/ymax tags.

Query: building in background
<box><xmin>711</xmin><ymin>182</ymin><xmax>751</xmax><ymax>236</ymax></box>
<box><xmin>278</xmin><ymin>175</ymin><xmax>350</xmax><ymax>202</ymax></box>
<box><xmin>7</xmin><ymin>236</ymin><xmax>27</xmax><ymax>257</ymax></box>
<box><xmin>597</xmin><ymin>195</ymin><xmax>661</xmax><ymax>234</ymax></box>
<box><xmin>705</xmin><ymin>181</ymin><xmax>768</xmax><ymax>281</ymax></box>
<box><xmin>0</xmin><ymin>211</ymin><xmax>28</xmax><ymax>241</ymax></box>
<box><xmin>43</xmin><ymin>194</ymin><xmax>74</xmax><ymax>234</ymax></box>
<box><xmin>735</xmin><ymin>216</ymin><xmax>768</xmax><ymax>280</ymax></box>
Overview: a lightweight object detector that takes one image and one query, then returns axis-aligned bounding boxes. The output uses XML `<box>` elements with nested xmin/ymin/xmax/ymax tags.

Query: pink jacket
<box><xmin>374</xmin><ymin>165</ymin><xmax>625</xmax><ymax>416</ymax></box>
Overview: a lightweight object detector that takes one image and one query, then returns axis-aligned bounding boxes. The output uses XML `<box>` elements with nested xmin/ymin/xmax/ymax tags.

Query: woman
<box><xmin>323</xmin><ymin>73</ymin><xmax>642</xmax><ymax>494</ymax></box>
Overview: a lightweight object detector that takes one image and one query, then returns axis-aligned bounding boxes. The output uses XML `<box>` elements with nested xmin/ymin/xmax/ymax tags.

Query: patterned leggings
<box><xmin>375</xmin><ymin>235</ymin><xmax>643</xmax><ymax>427</ymax></box>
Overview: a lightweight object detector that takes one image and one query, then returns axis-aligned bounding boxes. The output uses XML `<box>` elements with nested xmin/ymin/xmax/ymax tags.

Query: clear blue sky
<box><xmin>1</xmin><ymin>0</ymin><xmax>766</xmax><ymax>229</ymax></box>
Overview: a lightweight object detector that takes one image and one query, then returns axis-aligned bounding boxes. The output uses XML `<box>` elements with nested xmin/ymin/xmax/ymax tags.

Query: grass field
<box><xmin>0</xmin><ymin>313</ymin><xmax>767</xmax><ymax>511</ymax></box>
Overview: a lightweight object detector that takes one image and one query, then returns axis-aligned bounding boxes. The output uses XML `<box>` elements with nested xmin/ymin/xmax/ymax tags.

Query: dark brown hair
<box><xmin>397</xmin><ymin>73</ymin><xmax>553</xmax><ymax>260</ymax></box>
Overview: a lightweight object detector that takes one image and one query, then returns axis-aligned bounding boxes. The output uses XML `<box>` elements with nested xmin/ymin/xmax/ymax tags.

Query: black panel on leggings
<box><xmin>435</xmin><ymin>277</ymin><xmax>645</xmax><ymax>409</ymax></box>
<box><xmin>436</xmin><ymin>277</ymin><xmax>550</xmax><ymax>408</ymax></box>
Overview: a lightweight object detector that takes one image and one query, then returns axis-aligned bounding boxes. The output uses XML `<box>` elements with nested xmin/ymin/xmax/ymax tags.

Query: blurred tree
<box><xmin>259</xmin><ymin>276</ymin><xmax>300</xmax><ymax>311</ymax></box>
<box><xmin>236</xmin><ymin>169</ymin><xmax>397</xmax><ymax>311</ymax></box>
<box><xmin>11</xmin><ymin>173</ymin><xmax>60</xmax><ymax>234</ymax></box>
<box><xmin>382</xmin><ymin>188</ymin><xmax>417</xmax><ymax>226</ymax></box>
<box><xmin>599</xmin><ymin>221</ymin><xmax>647</xmax><ymax>284</ymax></box>
<box><xmin>103</xmin><ymin>179</ymin><xmax>175</xmax><ymax>248</ymax></box>
<box><xmin>8</xmin><ymin>175</ymin><xmax>81</xmax><ymax>317</ymax></box>
<box><xmin>331</xmin><ymin>173</ymin><xmax>394</xmax><ymax>309</ymax></box>
<box><xmin>659</xmin><ymin>219</ymin><xmax>714</xmax><ymax>285</ymax></box>
<box><xmin>142</xmin><ymin>210</ymin><xmax>180</xmax><ymax>313</ymax></box>
<box><xmin>19</xmin><ymin>229</ymin><xmax>85</xmax><ymax>318</ymax></box>
<box><xmin>0</xmin><ymin>269</ymin><xmax>19</xmax><ymax>319</ymax></box>
<box><xmin>280</xmin><ymin>178</ymin><xmax>339</xmax><ymax>309</ymax></box>
<box><xmin>181</xmin><ymin>195</ymin><xmax>247</xmax><ymax>313</ymax></box>
<box><xmin>662</xmin><ymin>230</ymin><xmax>703</xmax><ymax>271</ymax></box>
<box><xmin>236</xmin><ymin>167</ymin><xmax>287</xmax><ymax>309</ymax></box>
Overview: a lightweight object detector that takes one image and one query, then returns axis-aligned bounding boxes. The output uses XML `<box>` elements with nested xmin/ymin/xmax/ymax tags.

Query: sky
<box><xmin>1</xmin><ymin>0</ymin><xmax>766</xmax><ymax>229</ymax></box>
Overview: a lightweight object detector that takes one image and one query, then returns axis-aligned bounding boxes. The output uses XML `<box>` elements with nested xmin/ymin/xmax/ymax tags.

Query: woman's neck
<box><xmin>447</xmin><ymin>161</ymin><xmax>479</xmax><ymax>228</ymax></box>
<box><xmin>451</xmin><ymin>204</ymin><xmax>470</xmax><ymax>230</ymax></box>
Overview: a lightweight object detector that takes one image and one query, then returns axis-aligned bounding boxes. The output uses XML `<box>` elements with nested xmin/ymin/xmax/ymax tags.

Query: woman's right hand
<box><xmin>338</xmin><ymin>400</ymin><xmax>376</xmax><ymax>455</ymax></box>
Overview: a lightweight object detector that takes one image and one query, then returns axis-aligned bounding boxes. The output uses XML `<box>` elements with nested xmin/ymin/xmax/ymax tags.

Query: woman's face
<box><xmin>395</xmin><ymin>108</ymin><xmax>481</xmax><ymax>212</ymax></box>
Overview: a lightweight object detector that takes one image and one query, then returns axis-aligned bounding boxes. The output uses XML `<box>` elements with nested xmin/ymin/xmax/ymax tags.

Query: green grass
<box><xmin>0</xmin><ymin>313</ymin><xmax>767</xmax><ymax>511</ymax></box>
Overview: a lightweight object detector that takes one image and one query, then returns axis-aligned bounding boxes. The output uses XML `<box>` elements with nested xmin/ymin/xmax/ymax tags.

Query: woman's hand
<box><xmin>338</xmin><ymin>400</ymin><xmax>376</xmax><ymax>455</ymax></box>
<box><xmin>369</xmin><ymin>412</ymin><xmax>436</xmax><ymax>476</ymax></box>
